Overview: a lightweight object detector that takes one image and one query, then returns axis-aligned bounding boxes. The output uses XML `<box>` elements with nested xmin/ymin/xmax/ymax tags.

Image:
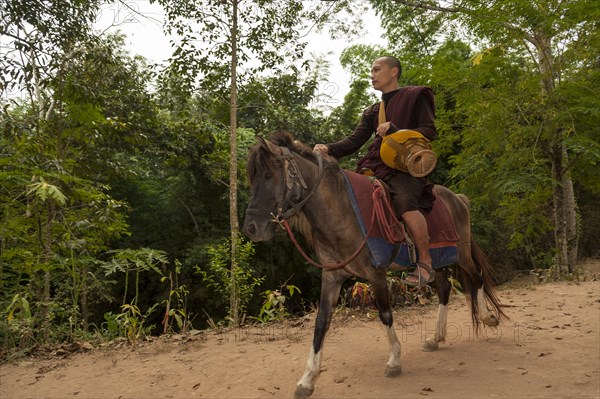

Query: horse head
<box><xmin>243</xmin><ymin>132</ymin><xmax>323</xmax><ymax>242</ymax></box>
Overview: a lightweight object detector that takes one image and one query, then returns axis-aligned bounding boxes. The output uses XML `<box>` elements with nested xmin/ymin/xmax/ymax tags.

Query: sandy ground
<box><xmin>1</xmin><ymin>261</ymin><xmax>599</xmax><ymax>399</ymax></box>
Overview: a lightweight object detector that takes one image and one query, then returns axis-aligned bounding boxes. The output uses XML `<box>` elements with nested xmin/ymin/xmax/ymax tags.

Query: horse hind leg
<box><xmin>453</xmin><ymin>192</ymin><xmax>504</xmax><ymax>328</ymax></box>
<box><xmin>370</xmin><ymin>273</ymin><xmax>402</xmax><ymax>377</ymax></box>
<box><xmin>476</xmin><ymin>285</ymin><xmax>500</xmax><ymax>327</ymax></box>
<box><xmin>472</xmin><ymin>241</ymin><xmax>504</xmax><ymax>327</ymax></box>
<box><xmin>422</xmin><ymin>270</ymin><xmax>451</xmax><ymax>352</ymax></box>
<box><xmin>460</xmin><ymin>241</ymin><xmax>502</xmax><ymax>329</ymax></box>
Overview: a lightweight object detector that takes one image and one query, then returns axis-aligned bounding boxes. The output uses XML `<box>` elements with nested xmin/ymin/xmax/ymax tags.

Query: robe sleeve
<box><xmin>326</xmin><ymin>104</ymin><xmax>377</xmax><ymax>159</ymax></box>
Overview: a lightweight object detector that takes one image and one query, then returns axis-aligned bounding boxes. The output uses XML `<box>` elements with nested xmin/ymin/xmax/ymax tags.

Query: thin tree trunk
<box><xmin>163</xmin><ymin>270</ymin><xmax>173</xmax><ymax>334</ymax></box>
<box><xmin>550</xmin><ymin>129</ymin><xmax>579</xmax><ymax>275</ymax></box>
<box><xmin>123</xmin><ymin>271</ymin><xmax>129</xmax><ymax>306</ymax></box>
<box><xmin>81</xmin><ymin>263</ymin><xmax>89</xmax><ymax>331</ymax></box>
<box><xmin>41</xmin><ymin>200</ymin><xmax>55</xmax><ymax>341</ymax></box>
<box><xmin>229</xmin><ymin>0</ymin><xmax>240</xmax><ymax>326</ymax></box>
<box><xmin>562</xmin><ymin>146</ymin><xmax>579</xmax><ymax>272</ymax></box>
<box><xmin>551</xmin><ymin>139</ymin><xmax>568</xmax><ymax>275</ymax></box>
<box><xmin>536</xmin><ymin>30</ymin><xmax>578</xmax><ymax>275</ymax></box>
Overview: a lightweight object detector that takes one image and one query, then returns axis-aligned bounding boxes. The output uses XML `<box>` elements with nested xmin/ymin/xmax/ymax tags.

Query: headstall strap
<box><xmin>258</xmin><ymin>146</ymin><xmax>315</xmax><ymax>226</ymax></box>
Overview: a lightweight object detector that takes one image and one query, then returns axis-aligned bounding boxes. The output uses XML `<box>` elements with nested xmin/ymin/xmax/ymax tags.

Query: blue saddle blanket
<box><xmin>341</xmin><ymin>170</ymin><xmax>459</xmax><ymax>270</ymax></box>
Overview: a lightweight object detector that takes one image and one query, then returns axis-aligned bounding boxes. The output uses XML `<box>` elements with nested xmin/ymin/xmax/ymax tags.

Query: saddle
<box><xmin>341</xmin><ymin>170</ymin><xmax>459</xmax><ymax>269</ymax></box>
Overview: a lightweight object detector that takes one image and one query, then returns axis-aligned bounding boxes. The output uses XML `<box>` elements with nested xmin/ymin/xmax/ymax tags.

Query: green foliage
<box><xmin>160</xmin><ymin>260</ymin><xmax>192</xmax><ymax>334</ymax></box>
<box><xmin>369</xmin><ymin>0</ymin><xmax>600</xmax><ymax>268</ymax></box>
<box><xmin>251</xmin><ymin>284</ymin><xmax>301</xmax><ymax>324</ymax></box>
<box><xmin>154</xmin><ymin>0</ymin><xmax>313</xmax><ymax>92</ymax></box>
<box><xmin>0</xmin><ymin>0</ymin><xmax>102</xmax><ymax>95</ymax></box>
<box><xmin>103</xmin><ymin>248</ymin><xmax>167</xmax><ymax>306</ymax></box>
<box><xmin>201</xmin><ymin>127</ymin><xmax>256</xmax><ymax>188</ymax></box>
<box><xmin>26</xmin><ymin>177</ymin><xmax>67</xmax><ymax>206</ymax></box>
<box><xmin>100</xmin><ymin>312</ymin><xmax>121</xmax><ymax>340</ymax></box>
<box><xmin>1</xmin><ymin>294</ymin><xmax>35</xmax><ymax>352</ymax></box>
<box><xmin>115</xmin><ymin>303</ymin><xmax>159</xmax><ymax>345</ymax></box>
<box><xmin>196</xmin><ymin>237</ymin><xmax>264</xmax><ymax>324</ymax></box>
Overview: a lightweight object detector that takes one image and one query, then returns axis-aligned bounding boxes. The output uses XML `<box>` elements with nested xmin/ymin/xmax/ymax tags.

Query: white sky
<box><xmin>94</xmin><ymin>1</ymin><xmax>385</xmax><ymax>109</ymax></box>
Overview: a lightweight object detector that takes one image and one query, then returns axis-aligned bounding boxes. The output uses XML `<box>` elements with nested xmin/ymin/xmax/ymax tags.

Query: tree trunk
<box><xmin>229</xmin><ymin>0</ymin><xmax>240</xmax><ymax>326</ymax></box>
<box><xmin>551</xmin><ymin>138</ymin><xmax>568</xmax><ymax>275</ymax></box>
<box><xmin>41</xmin><ymin>200</ymin><xmax>55</xmax><ymax>341</ymax></box>
<box><xmin>536</xmin><ymin>29</ymin><xmax>578</xmax><ymax>275</ymax></box>
<box><xmin>564</xmin><ymin>171</ymin><xmax>578</xmax><ymax>271</ymax></box>
<box><xmin>551</xmin><ymin>139</ymin><xmax>578</xmax><ymax>275</ymax></box>
<box><xmin>81</xmin><ymin>263</ymin><xmax>89</xmax><ymax>331</ymax></box>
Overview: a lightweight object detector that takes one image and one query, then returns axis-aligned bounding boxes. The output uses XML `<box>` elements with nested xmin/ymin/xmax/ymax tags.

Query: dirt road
<box><xmin>2</xmin><ymin>263</ymin><xmax>599</xmax><ymax>399</ymax></box>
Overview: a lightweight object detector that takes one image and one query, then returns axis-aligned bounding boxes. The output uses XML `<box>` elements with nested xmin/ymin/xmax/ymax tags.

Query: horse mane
<box><xmin>247</xmin><ymin>130</ymin><xmax>336</xmax><ymax>184</ymax></box>
<box><xmin>268</xmin><ymin>131</ymin><xmax>318</xmax><ymax>160</ymax></box>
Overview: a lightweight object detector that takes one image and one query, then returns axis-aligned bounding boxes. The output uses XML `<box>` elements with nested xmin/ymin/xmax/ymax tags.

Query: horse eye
<box><xmin>264</xmin><ymin>172</ymin><xmax>273</xmax><ymax>179</ymax></box>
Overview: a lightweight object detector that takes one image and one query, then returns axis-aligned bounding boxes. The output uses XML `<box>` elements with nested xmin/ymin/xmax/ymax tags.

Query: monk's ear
<box><xmin>258</xmin><ymin>136</ymin><xmax>281</xmax><ymax>155</ymax></box>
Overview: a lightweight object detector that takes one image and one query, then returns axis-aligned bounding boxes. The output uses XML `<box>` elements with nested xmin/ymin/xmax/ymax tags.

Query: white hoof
<box><xmin>482</xmin><ymin>314</ymin><xmax>499</xmax><ymax>327</ymax></box>
<box><xmin>421</xmin><ymin>339</ymin><xmax>439</xmax><ymax>352</ymax></box>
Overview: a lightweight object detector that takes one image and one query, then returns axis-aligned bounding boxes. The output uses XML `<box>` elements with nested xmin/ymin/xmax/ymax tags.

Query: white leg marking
<box><xmin>477</xmin><ymin>287</ymin><xmax>499</xmax><ymax>326</ymax></box>
<box><xmin>436</xmin><ymin>303</ymin><xmax>448</xmax><ymax>341</ymax></box>
<box><xmin>296</xmin><ymin>347</ymin><xmax>321</xmax><ymax>394</ymax></box>
<box><xmin>422</xmin><ymin>304</ymin><xmax>447</xmax><ymax>351</ymax></box>
<box><xmin>384</xmin><ymin>325</ymin><xmax>402</xmax><ymax>376</ymax></box>
<box><xmin>477</xmin><ymin>288</ymin><xmax>492</xmax><ymax>320</ymax></box>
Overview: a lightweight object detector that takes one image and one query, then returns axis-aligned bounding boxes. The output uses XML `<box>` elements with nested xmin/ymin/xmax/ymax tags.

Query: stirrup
<box><xmin>401</xmin><ymin>262</ymin><xmax>435</xmax><ymax>288</ymax></box>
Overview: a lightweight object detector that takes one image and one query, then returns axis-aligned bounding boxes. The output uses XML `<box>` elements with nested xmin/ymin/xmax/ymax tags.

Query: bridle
<box><xmin>272</xmin><ymin>145</ymin><xmax>325</xmax><ymax>223</ymax></box>
<box><xmin>245</xmin><ymin>140</ymin><xmax>324</xmax><ymax>225</ymax></box>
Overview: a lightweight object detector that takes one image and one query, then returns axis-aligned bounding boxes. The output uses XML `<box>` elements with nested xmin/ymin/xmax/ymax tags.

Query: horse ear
<box><xmin>257</xmin><ymin>136</ymin><xmax>281</xmax><ymax>155</ymax></box>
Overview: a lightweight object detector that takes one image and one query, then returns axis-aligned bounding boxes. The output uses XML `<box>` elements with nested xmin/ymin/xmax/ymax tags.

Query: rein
<box><xmin>279</xmin><ymin>198</ymin><xmax>377</xmax><ymax>269</ymax></box>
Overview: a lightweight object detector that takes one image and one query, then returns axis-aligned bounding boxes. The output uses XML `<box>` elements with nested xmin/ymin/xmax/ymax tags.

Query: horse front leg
<box><xmin>422</xmin><ymin>270</ymin><xmax>451</xmax><ymax>351</ymax></box>
<box><xmin>371</xmin><ymin>273</ymin><xmax>402</xmax><ymax>377</ymax></box>
<box><xmin>295</xmin><ymin>269</ymin><xmax>348</xmax><ymax>399</ymax></box>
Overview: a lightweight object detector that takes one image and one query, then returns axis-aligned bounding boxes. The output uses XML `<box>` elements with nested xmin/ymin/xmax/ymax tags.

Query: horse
<box><xmin>243</xmin><ymin>131</ymin><xmax>506</xmax><ymax>399</ymax></box>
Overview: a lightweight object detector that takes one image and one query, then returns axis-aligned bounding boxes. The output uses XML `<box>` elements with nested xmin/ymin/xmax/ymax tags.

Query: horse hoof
<box><xmin>384</xmin><ymin>365</ymin><xmax>402</xmax><ymax>377</ymax></box>
<box><xmin>483</xmin><ymin>315</ymin><xmax>500</xmax><ymax>327</ymax></box>
<box><xmin>421</xmin><ymin>340</ymin><xmax>439</xmax><ymax>352</ymax></box>
<box><xmin>294</xmin><ymin>385</ymin><xmax>314</xmax><ymax>399</ymax></box>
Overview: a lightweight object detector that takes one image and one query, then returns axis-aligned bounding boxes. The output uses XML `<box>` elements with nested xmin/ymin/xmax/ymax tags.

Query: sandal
<box><xmin>401</xmin><ymin>262</ymin><xmax>435</xmax><ymax>288</ymax></box>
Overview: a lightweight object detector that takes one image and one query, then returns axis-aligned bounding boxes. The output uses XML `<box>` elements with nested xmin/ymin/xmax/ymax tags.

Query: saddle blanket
<box><xmin>341</xmin><ymin>170</ymin><xmax>459</xmax><ymax>270</ymax></box>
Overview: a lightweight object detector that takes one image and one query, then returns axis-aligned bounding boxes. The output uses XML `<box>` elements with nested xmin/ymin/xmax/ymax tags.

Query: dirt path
<box><xmin>2</xmin><ymin>264</ymin><xmax>599</xmax><ymax>399</ymax></box>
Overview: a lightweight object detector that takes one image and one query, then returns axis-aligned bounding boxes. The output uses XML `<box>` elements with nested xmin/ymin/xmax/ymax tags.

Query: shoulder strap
<box><xmin>378</xmin><ymin>101</ymin><xmax>386</xmax><ymax>125</ymax></box>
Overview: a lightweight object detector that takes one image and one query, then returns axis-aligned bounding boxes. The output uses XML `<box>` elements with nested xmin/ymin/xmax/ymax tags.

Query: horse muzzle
<box><xmin>242</xmin><ymin>213</ymin><xmax>276</xmax><ymax>242</ymax></box>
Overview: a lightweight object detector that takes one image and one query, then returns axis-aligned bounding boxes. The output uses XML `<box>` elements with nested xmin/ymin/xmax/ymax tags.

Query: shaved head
<box><xmin>378</xmin><ymin>56</ymin><xmax>402</xmax><ymax>81</ymax></box>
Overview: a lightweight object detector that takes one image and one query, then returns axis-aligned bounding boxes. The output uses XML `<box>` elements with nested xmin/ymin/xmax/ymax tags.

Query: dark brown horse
<box><xmin>243</xmin><ymin>132</ymin><xmax>506</xmax><ymax>399</ymax></box>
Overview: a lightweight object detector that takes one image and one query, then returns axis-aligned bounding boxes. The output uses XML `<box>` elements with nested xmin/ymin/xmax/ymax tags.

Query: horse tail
<box><xmin>456</xmin><ymin>194</ymin><xmax>508</xmax><ymax>331</ymax></box>
<box><xmin>473</xmin><ymin>240</ymin><xmax>508</xmax><ymax>321</ymax></box>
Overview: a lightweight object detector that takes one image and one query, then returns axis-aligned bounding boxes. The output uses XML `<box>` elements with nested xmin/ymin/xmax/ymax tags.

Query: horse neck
<box><xmin>290</xmin><ymin>154</ymin><xmax>353</xmax><ymax>245</ymax></box>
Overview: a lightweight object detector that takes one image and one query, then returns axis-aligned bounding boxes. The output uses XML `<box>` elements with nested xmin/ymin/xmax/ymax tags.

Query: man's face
<box><xmin>371</xmin><ymin>58</ymin><xmax>398</xmax><ymax>93</ymax></box>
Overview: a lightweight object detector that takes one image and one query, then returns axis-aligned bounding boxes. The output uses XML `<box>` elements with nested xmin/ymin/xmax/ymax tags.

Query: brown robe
<box><xmin>327</xmin><ymin>86</ymin><xmax>436</xmax><ymax>179</ymax></box>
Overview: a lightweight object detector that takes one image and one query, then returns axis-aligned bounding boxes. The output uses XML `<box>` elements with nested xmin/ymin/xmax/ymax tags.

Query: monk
<box><xmin>313</xmin><ymin>56</ymin><xmax>437</xmax><ymax>287</ymax></box>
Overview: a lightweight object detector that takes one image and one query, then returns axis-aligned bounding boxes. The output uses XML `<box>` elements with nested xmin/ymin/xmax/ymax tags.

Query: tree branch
<box><xmin>389</xmin><ymin>0</ymin><xmax>462</xmax><ymax>13</ymax></box>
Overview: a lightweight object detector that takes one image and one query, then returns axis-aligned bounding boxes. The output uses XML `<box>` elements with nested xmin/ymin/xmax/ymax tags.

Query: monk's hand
<box><xmin>376</xmin><ymin>122</ymin><xmax>391</xmax><ymax>137</ymax></box>
<box><xmin>313</xmin><ymin>144</ymin><xmax>329</xmax><ymax>154</ymax></box>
